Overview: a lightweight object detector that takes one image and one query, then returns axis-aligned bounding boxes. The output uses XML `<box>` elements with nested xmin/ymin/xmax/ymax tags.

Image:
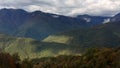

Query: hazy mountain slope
<box><xmin>0</xmin><ymin>8</ymin><xmax>110</xmax><ymax>40</ymax></box>
<box><xmin>16</xmin><ymin>11</ymin><xmax>86</xmax><ymax>40</ymax></box>
<box><xmin>111</xmin><ymin>13</ymin><xmax>120</xmax><ymax>22</ymax></box>
<box><xmin>0</xmin><ymin>9</ymin><xmax>86</xmax><ymax>40</ymax></box>
<box><xmin>0</xmin><ymin>8</ymin><xmax>29</xmax><ymax>35</ymax></box>
<box><xmin>43</xmin><ymin>22</ymin><xmax>120</xmax><ymax>51</ymax></box>
<box><xmin>77</xmin><ymin>14</ymin><xmax>110</xmax><ymax>25</ymax></box>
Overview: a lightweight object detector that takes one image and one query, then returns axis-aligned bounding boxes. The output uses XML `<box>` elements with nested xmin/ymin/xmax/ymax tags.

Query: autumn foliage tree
<box><xmin>0</xmin><ymin>52</ymin><xmax>16</xmax><ymax>68</ymax></box>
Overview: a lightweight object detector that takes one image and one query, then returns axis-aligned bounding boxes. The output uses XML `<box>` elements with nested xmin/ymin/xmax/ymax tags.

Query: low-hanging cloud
<box><xmin>0</xmin><ymin>0</ymin><xmax>120</xmax><ymax>16</ymax></box>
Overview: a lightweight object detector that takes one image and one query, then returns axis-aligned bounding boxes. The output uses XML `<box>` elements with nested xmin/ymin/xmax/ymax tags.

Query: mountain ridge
<box><xmin>0</xmin><ymin>8</ymin><xmax>110</xmax><ymax>40</ymax></box>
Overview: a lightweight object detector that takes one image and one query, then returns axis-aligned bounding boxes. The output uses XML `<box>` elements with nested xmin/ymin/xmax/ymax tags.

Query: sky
<box><xmin>0</xmin><ymin>0</ymin><xmax>120</xmax><ymax>16</ymax></box>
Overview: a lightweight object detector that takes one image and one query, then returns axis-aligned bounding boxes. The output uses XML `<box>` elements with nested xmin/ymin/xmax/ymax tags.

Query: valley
<box><xmin>0</xmin><ymin>8</ymin><xmax>120</xmax><ymax>68</ymax></box>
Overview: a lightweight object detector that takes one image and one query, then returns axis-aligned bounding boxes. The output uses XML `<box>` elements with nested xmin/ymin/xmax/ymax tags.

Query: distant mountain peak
<box><xmin>77</xmin><ymin>14</ymin><xmax>91</xmax><ymax>18</ymax></box>
<box><xmin>110</xmin><ymin>13</ymin><xmax>120</xmax><ymax>22</ymax></box>
<box><xmin>76</xmin><ymin>14</ymin><xmax>110</xmax><ymax>25</ymax></box>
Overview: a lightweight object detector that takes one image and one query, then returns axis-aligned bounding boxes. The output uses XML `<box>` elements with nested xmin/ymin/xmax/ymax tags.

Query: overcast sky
<box><xmin>0</xmin><ymin>0</ymin><xmax>120</xmax><ymax>16</ymax></box>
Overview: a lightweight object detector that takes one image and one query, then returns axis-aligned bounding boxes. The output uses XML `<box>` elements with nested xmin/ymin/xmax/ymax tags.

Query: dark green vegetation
<box><xmin>33</xmin><ymin>47</ymin><xmax>120</xmax><ymax>68</ymax></box>
<box><xmin>43</xmin><ymin>22</ymin><xmax>120</xmax><ymax>52</ymax></box>
<box><xmin>0</xmin><ymin>33</ymin><xmax>79</xmax><ymax>59</ymax></box>
<box><xmin>0</xmin><ymin>22</ymin><xmax>120</xmax><ymax>59</ymax></box>
<box><xmin>0</xmin><ymin>47</ymin><xmax>120</xmax><ymax>68</ymax></box>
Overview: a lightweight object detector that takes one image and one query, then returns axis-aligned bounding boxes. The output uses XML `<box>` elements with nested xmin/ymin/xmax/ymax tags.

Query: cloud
<box><xmin>0</xmin><ymin>0</ymin><xmax>120</xmax><ymax>16</ymax></box>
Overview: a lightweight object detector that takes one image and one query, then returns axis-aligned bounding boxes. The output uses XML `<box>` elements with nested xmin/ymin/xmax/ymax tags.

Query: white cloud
<box><xmin>0</xmin><ymin>0</ymin><xmax>120</xmax><ymax>16</ymax></box>
<box><xmin>26</xmin><ymin>5</ymin><xmax>41</xmax><ymax>11</ymax></box>
<box><xmin>103</xmin><ymin>19</ymin><xmax>110</xmax><ymax>24</ymax></box>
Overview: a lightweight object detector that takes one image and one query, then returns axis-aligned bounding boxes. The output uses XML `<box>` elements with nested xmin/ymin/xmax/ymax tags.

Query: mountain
<box><xmin>0</xmin><ymin>8</ymin><xmax>29</xmax><ymax>35</ymax></box>
<box><xmin>43</xmin><ymin>22</ymin><xmax>120</xmax><ymax>52</ymax></box>
<box><xmin>110</xmin><ymin>13</ymin><xmax>120</xmax><ymax>22</ymax></box>
<box><xmin>0</xmin><ymin>9</ymin><xmax>120</xmax><ymax>59</ymax></box>
<box><xmin>0</xmin><ymin>8</ymin><xmax>110</xmax><ymax>40</ymax></box>
<box><xmin>0</xmin><ymin>21</ymin><xmax>120</xmax><ymax>59</ymax></box>
<box><xmin>15</xmin><ymin>11</ymin><xmax>87</xmax><ymax>40</ymax></box>
<box><xmin>76</xmin><ymin>14</ymin><xmax>110</xmax><ymax>25</ymax></box>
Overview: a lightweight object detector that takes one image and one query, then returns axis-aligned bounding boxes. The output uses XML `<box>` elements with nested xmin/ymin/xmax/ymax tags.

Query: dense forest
<box><xmin>0</xmin><ymin>47</ymin><xmax>120</xmax><ymax>68</ymax></box>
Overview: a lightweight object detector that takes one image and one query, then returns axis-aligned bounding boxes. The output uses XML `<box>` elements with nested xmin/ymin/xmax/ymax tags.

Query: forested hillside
<box><xmin>0</xmin><ymin>47</ymin><xmax>120</xmax><ymax>68</ymax></box>
<box><xmin>43</xmin><ymin>22</ymin><xmax>120</xmax><ymax>52</ymax></box>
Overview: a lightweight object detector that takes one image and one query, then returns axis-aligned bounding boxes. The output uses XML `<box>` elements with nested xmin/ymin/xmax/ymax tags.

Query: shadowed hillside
<box><xmin>43</xmin><ymin>22</ymin><xmax>120</xmax><ymax>52</ymax></box>
<box><xmin>0</xmin><ymin>34</ymin><xmax>81</xmax><ymax>59</ymax></box>
<box><xmin>0</xmin><ymin>8</ymin><xmax>110</xmax><ymax>40</ymax></box>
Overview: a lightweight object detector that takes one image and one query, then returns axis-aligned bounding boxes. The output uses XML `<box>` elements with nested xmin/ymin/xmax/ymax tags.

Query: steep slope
<box><xmin>43</xmin><ymin>22</ymin><xmax>120</xmax><ymax>51</ymax></box>
<box><xmin>16</xmin><ymin>11</ymin><xmax>86</xmax><ymax>40</ymax></box>
<box><xmin>0</xmin><ymin>8</ymin><xmax>85</xmax><ymax>40</ymax></box>
<box><xmin>0</xmin><ymin>8</ymin><xmax>29</xmax><ymax>35</ymax></box>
